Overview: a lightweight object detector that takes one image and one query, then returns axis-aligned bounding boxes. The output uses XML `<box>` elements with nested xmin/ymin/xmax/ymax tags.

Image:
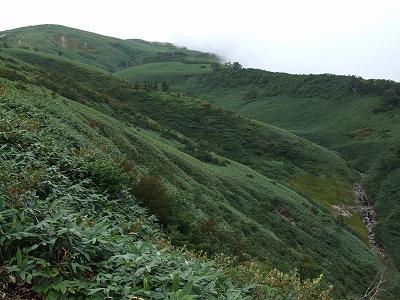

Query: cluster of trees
<box><xmin>134</xmin><ymin>80</ymin><xmax>169</xmax><ymax>91</ymax></box>
<box><xmin>89</xmin><ymin>159</ymin><xmax>176</xmax><ymax>227</ymax></box>
<box><xmin>371</xmin><ymin>87</ymin><xmax>400</xmax><ymax>113</ymax></box>
<box><xmin>0</xmin><ymin>42</ymin><xmax>35</xmax><ymax>51</ymax></box>
<box><xmin>204</xmin><ymin>63</ymin><xmax>400</xmax><ymax>105</ymax></box>
<box><xmin>224</xmin><ymin>61</ymin><xmax>243</xmax><ymax>70</ymax></box>
<box><xmin>349</xmin><ymin>76</ymin><xmax>400</xmax><ymax>107</ymax></box>
<box><xmin>0</xmin><ymin>67</ymin><xmax>27</xmax><ymax>83</ymax></box>
<box><xmin>382</xmin><ymin>88</ymin><xmax>400</xmax><ymax>107</ymax></box>
<box><xmin>183</xmin><ymin>142</ymin><xmax>229</xmax><ymax>166</ymax></box>
<box><xmin>242</xmin><ymin>89</ymin><xmax>258</xmax><ymax>100</ymax></box>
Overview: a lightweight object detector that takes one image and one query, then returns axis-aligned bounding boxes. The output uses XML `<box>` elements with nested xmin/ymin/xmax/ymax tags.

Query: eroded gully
<box><xmin>353</xmin><ymin>181</ymin><xmax>385</xmax><ymax>256</ymax></box>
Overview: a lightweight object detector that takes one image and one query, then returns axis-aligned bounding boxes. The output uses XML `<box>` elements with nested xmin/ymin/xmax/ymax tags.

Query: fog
<box><xmin>1</xmin><ymin>0</ymin><xmax>399</xmax><ymax>81</ymax></box>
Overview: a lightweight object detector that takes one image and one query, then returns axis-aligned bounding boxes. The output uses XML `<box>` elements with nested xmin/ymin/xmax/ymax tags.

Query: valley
<box><xmin>0</xmin><ymin>24</ymin><xmax>399</xmax><ymax>299</ymax></box>
<box><xmin>353</xmin><ymin>181</ymin><xmax>385</xmax><ymax>256</ymax></box>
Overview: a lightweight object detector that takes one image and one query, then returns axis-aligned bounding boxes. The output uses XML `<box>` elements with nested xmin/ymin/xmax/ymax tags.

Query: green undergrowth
<box><xmin>288</xmin><ymin>174</ymin><xmax>354</xmax><ymax>208</ymax></box>
<box><xmin>0</xmin><ymin>24</ymin><xmax>218</xmax><ymax>72</ymax></box>
<box><xmin>115</xmin><ymin>62</ymin><xmax>213</xmax><ymax>83</ymax></box>
<box><xmin>0</xmin><ymin>97</ymin><xmax>250</xmax><ymax>299</ymax></box>
<box><xmin>0</xmin><ymin>47</ymin><xmax>356</xmax><ymax>213</ymax></box>
<box><xmin>0</xmin><ymin>80</ymin><xmax>382</xmax><ymax>298</ymax></box>
<box><xmin>0</xmin><ymin>81</ymin><xmax>341</xmax><ymax>299</ymax></box>
<box><xmin>0</xmin><ymin>28</ymin><xmax>391</xmax><ymax>297</ymax></box>
<box><xmin>153</xmin><ymin>66</ymin><xmax>400</xmax><ymax>286</ymax></box>
<box><xmin>345</xmin><ymin>214</ymin><xmax>369</xmax><ymax>243</ymax></box>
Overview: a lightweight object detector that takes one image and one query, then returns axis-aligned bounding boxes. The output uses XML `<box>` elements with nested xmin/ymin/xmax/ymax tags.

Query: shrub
<box><xmin>242</xmin><ymin>89</ymin><xmax>258</xmax><ymax>100</ymax></box>
<box><xmin>0</xmin><ymin>68</ymin><xmax>27</xmax><ymax>82</ymax></box>
<box><xmin>220</xmin><ymin>259</ymin><xmax>333</xmax><ymax>300</ymax></box>
<box><xmin>133</xmin><ymin>176</ymin><xmax>175</xmax><ymax>226</ymax></box>
<box><xmin>88</xmin><ymin>160</ymin><xmax>131</xmax><ymax>193</ymax></box>
<box><xmin>0</xmin><ymin>107</ymin><xmax>256</xmax><ymax>299</ymax></box>
<box><xmin>299</xmin><ymin>254</ymin><xmax>324</xmax><ymax>280</ymax></box>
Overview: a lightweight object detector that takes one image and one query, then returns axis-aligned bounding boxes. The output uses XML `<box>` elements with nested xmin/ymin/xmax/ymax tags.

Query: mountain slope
<box><xmin>0</xmin><ymin>81</ymin><xmax>257</xmax><ymax>299</ymax></box>
<box><xmin>0</xmin><ymin>74</ymin><xmax>379</xmax><ymax>298</ymax></box>
<box><xmin>1</xmin><ymin>48</ymin><xmax>357</xmax><ymax>204</ymax></box>
<box><xmin>0</xmin><ymin>24</ymin><xmax>391</xmax><ymax>298</ymax></box>
<box><xmin>154</xmin><ymin>66</ymin><xmax>400</xmax><ymax>273</ymax></box>
<box><xmin>128</xmin><ymin>65</ymin><xmax>400</xmax><ymax>296</ymax></box>
<box><xmin>0</xmin><ymin>24</ymin><xmax>218</xmax><ymax>72</ymax></box>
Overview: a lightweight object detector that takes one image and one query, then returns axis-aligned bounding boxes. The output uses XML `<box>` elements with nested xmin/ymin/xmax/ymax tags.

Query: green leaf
<box><xmin>172</xmin><ymin>274</ymin><xmax>180</xmax><ymax>292</ymax></box>
<box><xmin>16</xmin><ymin>247</ymin><xmax>22</xmax><ymax>266</ymax></box>
<box><xmin>26</xmin><ymin>244</ymin><xmax>39</xmax><ymax>253</ymax></box>
<box><xmin>87</xmin><ymin>288</ymin><xmax>103</xmax><ymax>295</ymax></box>
<box><xmin>71</xmin><ymin>262</ymin><xmax>77</xmax><ymax>273</ymax></box>
<box><xmin>60</xmin><ymin>283</ymin><xmax>67</xmax><ymax>294</ymax></box>
<box><xmin>20</xmin><ymin>271</ymin><xmax>26</xmax><ymax>281</ymax></box>
<box><xmin>26</xmin><ymin>273</ymin><xmax>33</xmax><ymax>283</ymax></box>
<box><xmin>143</xmin><ymin>277</ymin><xmax>149</xmax><ymax>290</ymax></box>
<box><xmin>180</xmin><ymin>281</ymin><xmax>193</xmax><ymax>296</ymax></box>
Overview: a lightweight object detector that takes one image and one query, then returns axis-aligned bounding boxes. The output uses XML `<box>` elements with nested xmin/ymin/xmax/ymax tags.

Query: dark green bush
<box><xmin>88</xmin><ymin>160</ymin><xmax>131</xmax><ymax>193</ymax></box>
<box><xmin>133</xmin><ymin>176</ymin><xmax>175</xmax><ymax>226</ymax></box>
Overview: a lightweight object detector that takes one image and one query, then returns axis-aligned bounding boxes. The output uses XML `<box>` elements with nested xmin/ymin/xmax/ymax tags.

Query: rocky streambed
<box><xmin>353</xmin><ymin>181</ymin><xmax>385</xmax><ymax>256</ymax></box>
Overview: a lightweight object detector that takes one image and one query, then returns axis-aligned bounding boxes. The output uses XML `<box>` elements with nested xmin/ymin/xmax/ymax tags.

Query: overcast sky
<box><xmin>1</xmin><ymin>0</ymin><xmax>399</xmax><ymax>81</ymax></box>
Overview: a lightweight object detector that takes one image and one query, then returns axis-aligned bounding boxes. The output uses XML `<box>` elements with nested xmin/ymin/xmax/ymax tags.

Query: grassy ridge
<box><xmin>0</xmin><ymin>47</ymin><xmax>382</xmax><ymax>297</ymax></box>
<box><xmin>0</xmin><ymin>24</ymin><xmax>218</xmax><ymax>72</ymax></box>
<box><xmin>0</xmin><ymin>82</ymin><xmax>255</xmax><ymax>299</ymax></box>
<box><xmin>0</xmin><ymin>79</ymin><xmax>379</xmax><ymax>298</ymax></box>
<box><xmin>3</xmin><ymin>48</ymin><xmax>365</xmax><ymax>231</ymax></box>
<box><xmin>117</xmin><ymin>61</ymin><xmax>400</xmax><ymax>297</ymax></box>
<box><xmin>115</xmin><ymin>61</ymin><xmax>213</xmax><ymax>83</ymax></box>
<box><xmin>0</xmin><ymin>24</ymin><xmax>394</xmax><ymax>297</ymax></box>
<box><xmin>147</xmin><ymin>67</ymin><xmax>400</xmax><ymax>290</ymax></box>
<box><xmin>1</xmin><ymin>48</ymin><xmax>354</xmax><ymax>190</ymax></box>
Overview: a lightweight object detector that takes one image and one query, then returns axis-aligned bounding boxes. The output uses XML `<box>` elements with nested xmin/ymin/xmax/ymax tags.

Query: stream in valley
<box><xmin>353</xmin><ymin>181</ymin><xmax>385</xmax><ymax>256</ymax></box>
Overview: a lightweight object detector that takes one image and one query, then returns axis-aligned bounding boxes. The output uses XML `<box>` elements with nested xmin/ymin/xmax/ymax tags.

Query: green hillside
<box><xmin>141</xmin><ymin>66</ymin><xmax>400</xmax><ymax>284</ymax></box>
<box><xmin>0</xmin><ymin>24</ymin><xmax>219</xmax><ymax>72</ymax></box>
<box><xmin>118</xmin><ymin>58</ymin><xmax>400</xmax><ymax>298</ymax></box>
<box><xmin>115</xmin><ymin>61</ymin><xmax>213</xmax><ymax>83</ymax></box>
<box><xmin>0</xmin><ymin>59</ymin><xmax>369</xmax><ymax>299</ymax></box>
<box><xmin>0</xmin><ymin>25</ymin><xmax>396</xmax><ymax>299</ymax></box>
<box><xmin>0</xmin><ymin>80</ymin><xmax>259</xmax><ymax>299</ymax></box>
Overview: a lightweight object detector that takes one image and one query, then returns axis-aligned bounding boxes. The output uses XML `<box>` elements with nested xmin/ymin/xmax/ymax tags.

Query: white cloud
<box><xmin>1</xmin><ymin>0</ymin><xmax>399</xmax><ymax>80</ymax></box>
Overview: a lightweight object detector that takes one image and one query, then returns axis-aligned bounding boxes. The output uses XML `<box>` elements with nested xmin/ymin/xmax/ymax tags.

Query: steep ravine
<box><xmin>353</xmin><ymin>181</ymin><xmax>385</xmax><ymax>256</ymax></box>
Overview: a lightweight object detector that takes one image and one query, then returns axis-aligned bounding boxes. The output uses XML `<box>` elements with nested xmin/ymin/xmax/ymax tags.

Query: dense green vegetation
<box><xmin>0</xmin><ymin>82</ymin><xmax>251</xmax><ymax>299</ymax></box>
<box><xmin>0</xmin><ymin>77</ymin><xmax>342</xmax><ymax>300</ymax></box>
<box><xmin>0</xmin><ymin>48</ymin><xmax>355</xmax><ymax>203</ymax></box>
<box><xmin>159</xmin><ymin>66</ymin><xmax>400</xmax><ymax>273</ymax></box>
<box><xmin>0</xmin><ymin>24</ymin><xmax>218</xmax><ymax>72</ymax></box>
<box><xmin>1</xmin><ymin>24</ymin><xmax>397</xmax><ymax>299</ymax></box>
<box><xmin>137</xmin><ymin>66</ymin><xmax>400</xmax><ymax>297</ymax></box>
<box><xmin>115</xmin><ymin>62</ymin><xmax>213</xmax><ymax>84</ymax></box>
